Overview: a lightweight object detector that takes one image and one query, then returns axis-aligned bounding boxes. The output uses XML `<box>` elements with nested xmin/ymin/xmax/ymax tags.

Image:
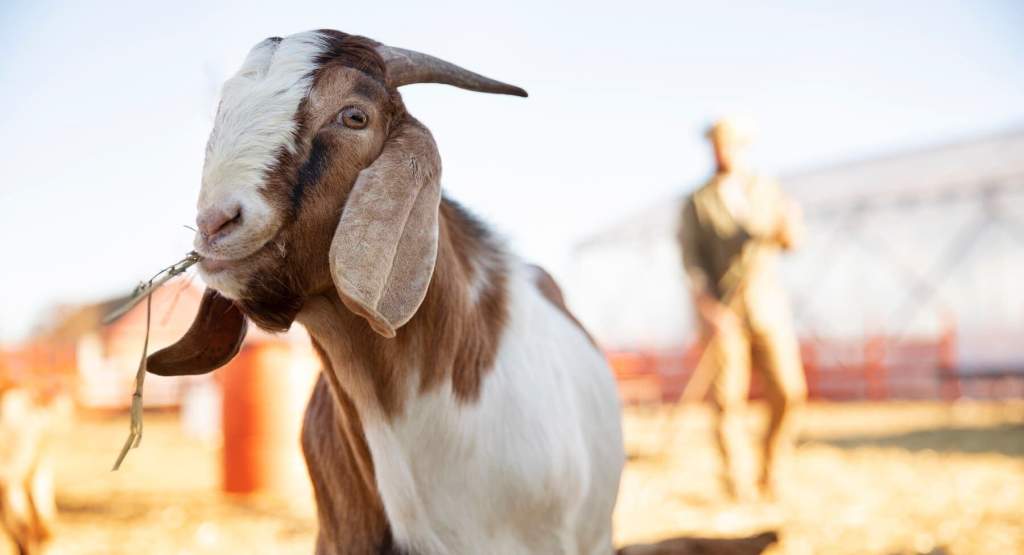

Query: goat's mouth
<box><xmin>195</xmin><ymin>232</ymin><xmax>290</xmax><ymax>302</ymax></box>
<box><xmin>192</xmin><ymin>212</ymin><xmax>283</xmax><ymax>264</ymax></box>
<box><xmin>194</xmin><ymin>239</ymin><xmax>266</xmax><ymax>300</ymax></box>
<box><xmin>193</xmin><ymin>227</ymin><xmax>279</xmax><ymax>274</ymax></box>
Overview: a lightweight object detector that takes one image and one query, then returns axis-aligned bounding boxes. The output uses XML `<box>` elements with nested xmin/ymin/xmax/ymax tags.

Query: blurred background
<box><xmin>0</xmin><ymin>1</ymin><xmax>1021</xmax><ymax>554</ymax></box>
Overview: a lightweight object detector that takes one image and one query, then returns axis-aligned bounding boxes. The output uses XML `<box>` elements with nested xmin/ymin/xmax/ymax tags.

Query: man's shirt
<box><xmin>678</xmin><ymin>171</ymin><xmax>793</xmax><ymax>308</ymax></box>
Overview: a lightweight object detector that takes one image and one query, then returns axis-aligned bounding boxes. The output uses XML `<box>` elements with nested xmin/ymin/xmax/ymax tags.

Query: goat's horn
<box><xmin>376</xmin><ymin>45</ymin><xmax>528</xmax><ymax>97</ymax></box>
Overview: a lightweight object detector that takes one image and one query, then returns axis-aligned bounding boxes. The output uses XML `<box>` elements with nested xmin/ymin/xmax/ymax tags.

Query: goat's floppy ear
<box><xmin>329</xmin><ymin>117</ymin><xmax>442</xmax><ymax>338</ymax></box>
<box><xmin>147</xmin><ymin>288</ymin><xmax>248</xmax><ymax>376</ymax></box>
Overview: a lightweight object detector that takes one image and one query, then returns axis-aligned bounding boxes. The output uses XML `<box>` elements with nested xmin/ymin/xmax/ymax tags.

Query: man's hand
<box><xmin>694</xmin><ymin>291</ymin><xmax>740</xmax><ymax>336</ymax></box>
<box><xmin>776</xmin><ymin>198</ymin><xmax>804</xmax><ymax>250</ymax></box>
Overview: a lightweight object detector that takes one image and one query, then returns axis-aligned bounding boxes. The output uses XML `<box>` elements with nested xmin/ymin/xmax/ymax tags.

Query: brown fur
<box><xmin>148</xmin><ymin>289</ymin><xmax>248</xmax><ymax>376</ymax></box>
<box><xmin>294</xmin><ymin>198</ymin><xmax>508</xmax><ymax>414</ymax></box>
<box><xmin>301</xmin><ymin>357</ymin><xmax>397</xmax><ymax>555</ymax></box>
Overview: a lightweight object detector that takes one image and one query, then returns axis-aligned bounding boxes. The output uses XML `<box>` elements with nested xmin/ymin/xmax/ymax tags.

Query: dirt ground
<box><xmin>616</xmin><ymin>401</ymin><xmax>1024</xmax><ymax>555</ymax></box>
<box><xmin>10</xmin><ymin>401</ymin><xmax>1023</xmax><ymax>555</ymax></box>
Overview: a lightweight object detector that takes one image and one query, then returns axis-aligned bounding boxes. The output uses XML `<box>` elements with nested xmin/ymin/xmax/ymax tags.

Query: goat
<box><xmin>147</xmin><ymin>30</ymin><xmax>624</xmax><ymax>554</ymax></box>
<box><xmin>0</xmin><ymin>383</ymin><xmax>68</xmax><ymax>555</ymax></box>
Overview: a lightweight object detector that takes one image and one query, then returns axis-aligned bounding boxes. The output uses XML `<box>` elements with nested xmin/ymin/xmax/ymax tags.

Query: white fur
<box><xmin>197</xmin><ymin>265</ymin><xmax>246</xmax><ymax>300</ymax></box>
<box><xmin>196</xmin><ymin>32</ymin><xmax>326</xmax><ymax>265</ymax></box>
<box><xmin>357</xmin><ymin>262</ymin><xmax>625</xmax><ymax>555</ymax></box>
<box><xmin>467</xmin><ymin>249</ymin><xmax>503</xmax><ymax>306</ymax></box>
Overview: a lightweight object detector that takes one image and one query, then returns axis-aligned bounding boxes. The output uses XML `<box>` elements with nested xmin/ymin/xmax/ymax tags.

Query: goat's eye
<box><xmin>338</xmin><ymin>107</ymin><xmax>368</xmax><ymax>129</ymax></box>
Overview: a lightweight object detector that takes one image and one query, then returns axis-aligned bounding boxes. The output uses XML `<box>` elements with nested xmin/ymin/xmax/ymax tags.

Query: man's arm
<box><xmin>774</xmin><ymin>185</ymin><xmax>805</xmax><ymax>251</ymax></box>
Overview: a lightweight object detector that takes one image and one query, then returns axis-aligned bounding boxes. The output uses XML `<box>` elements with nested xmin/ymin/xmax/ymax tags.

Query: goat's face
<box><xmin>148</xmin><ymin>30</ymin><xmax>525</xmax><ymax>376</ymax></box>
<box><xmin>195</xmin><ymin>31</ymin><xmax>398</xmax><ymax>330</ymax></box>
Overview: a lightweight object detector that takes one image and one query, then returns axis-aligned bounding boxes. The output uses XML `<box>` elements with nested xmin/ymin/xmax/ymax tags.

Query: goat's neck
<box><xmin>297</xmin><ymin>199</ymin><xmax>509</xmax><ymax>419</ymax></box>
<box><xmin>295</xmin><ymin>200</ymin><xmax>509</xmax><ymax>554</ymax></box>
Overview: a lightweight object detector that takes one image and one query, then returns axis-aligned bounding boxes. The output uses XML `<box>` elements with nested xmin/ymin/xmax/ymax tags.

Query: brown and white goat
<box><xmin>0</xmin><ymin>385</ymin><xmax>67</xmax><ymax>555</ymax></box>
<box><xmin>148</xmin><ymin>30</ymin><xmax>624</xmax><ymax>554</ymax></box>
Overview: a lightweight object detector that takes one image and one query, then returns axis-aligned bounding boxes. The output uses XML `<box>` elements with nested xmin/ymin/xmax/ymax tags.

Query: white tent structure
<box><xmin>569</xmin><ymin>128</ymin><xmax>1024</xmax><ymax>375</ymax></box>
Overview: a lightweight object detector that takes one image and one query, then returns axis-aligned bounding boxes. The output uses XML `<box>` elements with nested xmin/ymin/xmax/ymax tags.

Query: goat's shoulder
<box><xmin>524</xmin><ymin>263</ymin><xmax>597</xmax><ymax>346</ymax></box>
<box><xmin>415</xmin><ymin>197</ymin><xmax>511</xmax><ymax>403</ymax></box>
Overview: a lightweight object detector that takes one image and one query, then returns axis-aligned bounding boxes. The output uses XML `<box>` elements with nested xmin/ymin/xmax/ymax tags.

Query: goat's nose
<box><xmin>196</xmin><ymin>203</ymin><xmax>242</xmax><ymax>239</ymax></box>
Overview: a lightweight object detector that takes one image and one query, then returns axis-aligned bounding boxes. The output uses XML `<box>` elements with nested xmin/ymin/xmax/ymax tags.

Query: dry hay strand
<box><xmin>106</xmin><ymin>251</ymin><xmax>200</xmax><ymax>471</ymax></box>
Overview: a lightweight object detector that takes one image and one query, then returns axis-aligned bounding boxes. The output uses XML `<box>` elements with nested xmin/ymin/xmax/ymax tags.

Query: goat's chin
<box><xmin>196</xmin><ymin>232</ymin><xmax>307</xmax><ymax>331</ymax></box>
<box><xmin>196</xmin><ymin>225</ymin><xmax>289</xmax><ymax>301</ymax></box>
<box><xmin>197</xmin><ymin>265</ymin><xmax>249</xmax><ymax>301</ymax></box>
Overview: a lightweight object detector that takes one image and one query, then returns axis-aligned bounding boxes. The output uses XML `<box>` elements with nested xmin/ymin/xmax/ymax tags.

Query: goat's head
<box><xmin>148</xmin><ymin>30</ymin><xmax>525</xmax><ymax>376</ymax></box>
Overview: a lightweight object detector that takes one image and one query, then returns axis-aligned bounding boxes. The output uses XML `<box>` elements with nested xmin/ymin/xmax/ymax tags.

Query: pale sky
<box><xmin>1</xmin><ymin>0</ymin><xmax>1022</xmax><ymax>341</ymax></box>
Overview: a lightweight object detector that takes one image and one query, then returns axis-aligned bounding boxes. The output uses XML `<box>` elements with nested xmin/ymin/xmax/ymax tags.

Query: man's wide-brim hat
<box><xmin>706</xmin><ymin>115</ymin><xmax>757</xmax><ymax>146</ymax></box>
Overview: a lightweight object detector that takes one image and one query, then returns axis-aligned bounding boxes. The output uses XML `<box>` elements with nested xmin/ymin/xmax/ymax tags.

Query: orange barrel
<box><xmin>220</xmin><ymin>340</ymin><xmax>296</xmax><ymax>495</ymax></box>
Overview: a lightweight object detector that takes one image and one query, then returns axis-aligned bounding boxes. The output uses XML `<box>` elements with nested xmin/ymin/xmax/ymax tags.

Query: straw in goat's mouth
<box><xmin>107</xmin><ymin>251</ymin><xmax>201</xmax><ymax>471</ymax></box>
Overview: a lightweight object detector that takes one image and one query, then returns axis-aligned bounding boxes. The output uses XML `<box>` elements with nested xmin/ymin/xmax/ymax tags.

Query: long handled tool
<box><xmin>653</xmin><ymin>235</ymin><xmax>769</xmax><ymax>453</ymax></box>
<box><xmin>654</xmin><ymin>277</ymin><xmax>747</xmax><ymax>451</ymax></box>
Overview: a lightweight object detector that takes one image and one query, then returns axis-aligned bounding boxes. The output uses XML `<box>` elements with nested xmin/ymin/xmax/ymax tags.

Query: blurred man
<box><xmin>677</xmin><ymin>116</ymin><xmax>807</xmax><ymax>500</ymax></box>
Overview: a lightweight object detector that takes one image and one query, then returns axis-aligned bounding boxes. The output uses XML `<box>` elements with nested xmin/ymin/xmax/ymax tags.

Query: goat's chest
<box><xmin>357</xmin><ymin>277</ymin><xmax>623</xmax><ymax>554</ymax></box>
<box><xmin>361</xmin><ymin>379</ymin><xmax>587</xmax><ymax>552</ymax></box>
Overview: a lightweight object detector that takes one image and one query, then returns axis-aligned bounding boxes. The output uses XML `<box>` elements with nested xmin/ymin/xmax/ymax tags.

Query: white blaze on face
<box><xmin>198</xmin><ymin>31</ymin><xmax>327</xmax><ymax>260</ymax></box>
